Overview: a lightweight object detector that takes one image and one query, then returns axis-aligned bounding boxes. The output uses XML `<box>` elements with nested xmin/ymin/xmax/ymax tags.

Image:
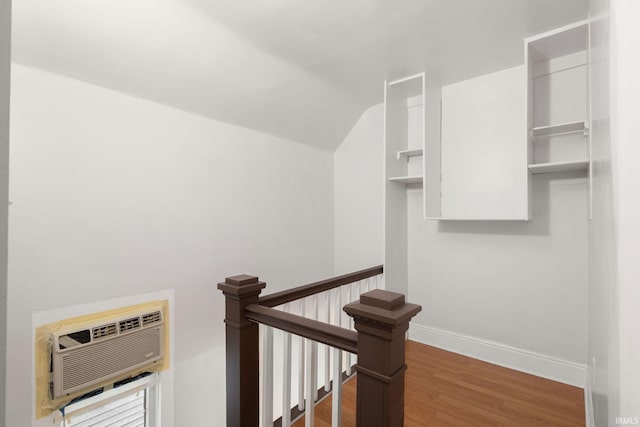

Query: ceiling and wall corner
<box><xmin>11</xmin><ymin>0</ymin><xmax>588</xmax><ymax>151</ymax></box>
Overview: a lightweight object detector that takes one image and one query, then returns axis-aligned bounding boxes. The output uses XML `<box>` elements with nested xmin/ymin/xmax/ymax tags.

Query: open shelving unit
<box><xmin>383</xmin><ymin>73</ymin><xmax>425</xmax><ymax>296</ymax></box>
<box><xmin>525</xmin><ymin>19</ymin><xmax>591</xmax><ymax>216</ymax></box>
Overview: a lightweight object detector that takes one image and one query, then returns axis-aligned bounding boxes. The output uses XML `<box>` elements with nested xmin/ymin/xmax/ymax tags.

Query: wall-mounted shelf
<box><xmin>530</xmin><ymin>121</ymin><xmax>588</xmax><ymax>138</ymax></box>
<box><xmin>396</xmin><ymin>149</ymin><xmax>423</xmax><ymax>160</ymax></box>
<box><xmin>526</xmin><ymin>19</ymin><xmax>591</xmax><ymax>218</ymax></box>
<box><xmin>528</xmin><ymin>159</ymin><xmax>589</xmax><ymax>174</ymax></box>
<box><xmin>388</xmin><ymin>176</ymin><xmax>423</xmax><ymax>184</ymax></box>
<box><xmin>425</xmin><ymin>216</ymin><xmax>529</xmax><ymax>221</ymax></box>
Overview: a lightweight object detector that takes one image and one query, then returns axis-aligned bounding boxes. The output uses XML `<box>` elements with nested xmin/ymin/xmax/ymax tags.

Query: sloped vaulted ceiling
<box><xmin>12</xmin><ymin>0</ymin><xmax>587</xmax><ymax>151</ymax></box>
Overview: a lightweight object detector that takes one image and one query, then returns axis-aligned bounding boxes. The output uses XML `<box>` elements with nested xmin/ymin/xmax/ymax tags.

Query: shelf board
<box><xmin>397</xmin><ymin>149</ymin><xmax>423</xmax><ymax>160</ymax></box>
<box><xmin>425</xmin><ymin>216</ymin><xmax>529</xmax><ymax>221</ymax></box>
<box><xmin>528</xmin><ymin>159</ymin><xmax>589</xmax><ymax>174</ymax></box>
<box><xmin>530</xmin><ymin>121</ymin><xmax>587</xmax><ymax>137</ymax></box>
<box><xmin>388</xmin><ymin>176</ymin><xmax>423</xmax><ymax>184</ymax></box>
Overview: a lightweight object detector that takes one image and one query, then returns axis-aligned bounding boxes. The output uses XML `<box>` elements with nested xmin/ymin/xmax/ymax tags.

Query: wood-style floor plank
<box><xmin>292</xmin><ymin>340</ymin><xmax>585</xmax><ymax>427</ymax></box>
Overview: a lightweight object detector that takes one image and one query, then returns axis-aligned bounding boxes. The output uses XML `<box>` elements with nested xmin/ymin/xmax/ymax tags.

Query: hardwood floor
<box><xmin>292</xmin><ymin>340</ymin><xmax>585</xmax><ymax>427</ymax></box>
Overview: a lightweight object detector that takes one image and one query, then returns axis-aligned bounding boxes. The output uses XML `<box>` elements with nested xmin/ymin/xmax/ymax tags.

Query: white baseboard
<box><xmin>409</xmin><ymin>323</ymin><xmax>586</xmax><ymax>388</ymax></box>
<box><xmin>584</xmin><ymin>368</ymin><xmax>595</xmax><ymax>427</ymax></box>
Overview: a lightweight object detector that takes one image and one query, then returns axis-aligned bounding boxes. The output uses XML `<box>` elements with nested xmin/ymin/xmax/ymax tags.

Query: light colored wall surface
<box><xmin>334</xmin><ymin>93</ymin><xmax>588</xmax><ymax>385</ymax></box>
<box><xmin>610</xmin><ymin>0</ymin><xmax>640</xmax><ymax>421</ymax></box>
<box><xmin>334</xmin><ymin>104</ymin><xmax>384</xmax><ymax>274</ymax></box>
<box><xmin>441</xmin><ymin>66</ymin><xmax>527</xmax><ymax>220</ymax></box>
<box><xmin>0</xmin><ymin>0</ymin><xmax>9</xmax><ymax>422</ymax></box>
<box><xmin>587</xmin><ymin>0</ymin><xmax>615</xmax><ymax>424</ymax></box>
<box><xmin>408</xmin><ymin>174</ymin><xmax>589</xmax><ymax>384</ymax></box>
<box><xmin>7</xmin><ymin>64</ymin><xmax>334</xmax><ymax>427</ymax></box>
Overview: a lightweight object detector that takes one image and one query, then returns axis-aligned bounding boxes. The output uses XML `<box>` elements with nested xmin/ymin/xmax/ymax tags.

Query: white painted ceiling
<box><xmin>12</xmin><ymin>0</ymin><xmax>587</xmax><ymax>151</ymax></box>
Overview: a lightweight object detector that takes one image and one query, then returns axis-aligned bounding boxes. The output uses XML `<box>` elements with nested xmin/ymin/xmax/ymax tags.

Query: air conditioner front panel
<box><xmin>52</xmin><ymin>326</ymin><xmax>164</xmax><ymax>398</ymax></box>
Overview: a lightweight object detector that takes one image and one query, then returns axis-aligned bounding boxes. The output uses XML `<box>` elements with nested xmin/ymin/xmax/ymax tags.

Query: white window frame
<box><xmin>53</xmin><ymin>373</ymin><xmax>160</xmax><ymax>427</ymax></box>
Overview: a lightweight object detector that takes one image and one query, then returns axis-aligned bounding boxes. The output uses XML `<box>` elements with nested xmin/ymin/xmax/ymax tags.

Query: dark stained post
<box><xmin>344</xmin><ymin>289</ymin><xmax>422</xmax><ymax>427</ymax></box>
<box><xmin>218</xmin><ymin>275</ymin><xmax>266</xmax><ymax>427</ymax></box>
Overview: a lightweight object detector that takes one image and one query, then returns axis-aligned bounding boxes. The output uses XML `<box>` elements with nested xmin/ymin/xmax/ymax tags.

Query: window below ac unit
<box><xmin>53</xmin><ymin>373</ymin><xmax>159</xmax><ymax>427</ymax></box>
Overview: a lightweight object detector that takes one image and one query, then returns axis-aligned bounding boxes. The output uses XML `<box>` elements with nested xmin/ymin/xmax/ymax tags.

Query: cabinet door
<box><xmin>440</xmin><ymin>65</ymin><xmax>527</xmax><ymax>220</ymax></box>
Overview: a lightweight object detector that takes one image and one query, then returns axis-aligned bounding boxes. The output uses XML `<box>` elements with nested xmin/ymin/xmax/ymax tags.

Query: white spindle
<box><xmin>298</xmin><ymin>300</ymin><xmax>305</xmax><ymax>411</ymax></box>
<box><xmin>305</xmin><ymin>338</ymin><xmax>315</xmax><ymax>427</ymax></box>
<box><xmin>312</xmin><ymin>295</ymin><xmax>319</xmax><ymax>402</ymax></box>
<box><xmin>261</xmin><ymin>326</ymin><xmax>273</xmax><ymax>427</ymax></box>
<box><xmin>324</xmin><ymin>290</ymin><xmax>331</xmax><ymax>392</ymax></box>
<box><xmin>332</xmin><ymin>286</ymin><xmax>344</xmax><ymax>427</ymax></box>
<box><xmin>282</xmin><ymin>305</ymin><xmax>292</xmax><ymax>427</ymax></box>
<box><xmin>331</xmin><ymin>347</ymin><xmax>343</xmax><ymax>427</ymax></box>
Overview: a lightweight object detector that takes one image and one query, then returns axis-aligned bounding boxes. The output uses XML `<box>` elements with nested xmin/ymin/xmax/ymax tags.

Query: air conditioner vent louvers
<box><xmin>52</xmin><ymin>308</ymin><xmax>166</xmax><ymax>399</ymax></box>
<box><xmin>92</xmin><ymin>323</ymin><xmax>117</xmax><ymax>340</ymax></box>
<box><xmin>142</xmin><ymin>311</ymin><xmax>162</xmax><ymax>327</ymax></box>
<box><xmin>119</xmin><ymin>317</ymin><xmax>141</xmax><ymax>333</ymax></box>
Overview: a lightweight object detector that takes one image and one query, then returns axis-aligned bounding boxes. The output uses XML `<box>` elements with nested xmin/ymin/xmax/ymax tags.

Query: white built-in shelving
<box><xmin>526</xmin><ymin>19</ymin><xmax>591</xmax><ymax>216</ymax></box>
<box><xmin>383</xmin><ymin>72</ymin><xmax>425</xmax><ymax>296</ymax></box>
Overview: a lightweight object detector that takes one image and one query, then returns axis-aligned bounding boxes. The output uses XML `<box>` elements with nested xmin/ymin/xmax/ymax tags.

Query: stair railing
<box><xmin>218</xmin><ymin>265</ymin><xmax>421</xmax><ymax>427</ymax></box>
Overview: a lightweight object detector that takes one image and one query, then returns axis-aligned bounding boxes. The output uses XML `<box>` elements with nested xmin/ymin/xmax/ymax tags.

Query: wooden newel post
<box><xmin>218</xmin><ymin>275</ymin><xmax>266</xmax><ymax>427</ymax></box>
<box><xmin>344</xmin><ymin>289</ymin><xmax>422</xmax><ymax>427</ymax></box>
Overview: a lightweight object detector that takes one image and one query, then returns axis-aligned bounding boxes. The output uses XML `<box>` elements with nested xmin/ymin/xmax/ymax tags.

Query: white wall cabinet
<box><xmin>438</xmin><ymin>66</ymin><xmax>528</xmax><ymax>220</ymax></box>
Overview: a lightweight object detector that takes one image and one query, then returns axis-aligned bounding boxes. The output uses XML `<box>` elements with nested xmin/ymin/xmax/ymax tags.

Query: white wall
<box><xmin>334</xmin><ymin>95</ymin><xmax>588</xmax><ymax>386</ymax></box>
<box><xmin>587</xmin><ymin>0</ymin><xmax>615</xmax><ymax>424</ymax></box>
<box><xmin>7</xmin><ymin>64</ymin><xmax>335</xmax><ymax>427</ymax></box>
<box><xmin>333</xmin><ymin>104</ymin><xmax>384</xmax><ymax>274</ymax></box>
<box><xmin>610</xmin><ymin>0</ymin><xmax>640</xmax><ymax>421</ymax></box>
<box><xmin>0</xmin><ymin>0</ymin><xmax>10</xmax><ymax>421</ymax></box>
<box><xmin>408</xmin><ymin>175</ymin><xmax>588</xmax><ymax>385</ymax></box>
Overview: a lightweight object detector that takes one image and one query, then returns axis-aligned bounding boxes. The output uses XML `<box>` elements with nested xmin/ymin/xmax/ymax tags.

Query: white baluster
<box><xmin>324</xmin><ymin>290</ymin><xmax>331</xmax><ymax>392</ymax></box>
<box><xmin>298</xmin><ymin>299</ymin><xmax>305</xmax><ymax>411</ymax></box>
<box><xmin>312</xmin><ymin>295</ymin><xmax>319</xmax><ymax>402</ymax></box>
<box><xmin>331</xmin><ymin>347</ymin><xmax>343</xmax><ymax>427</ymax></box>
<box><xmin>305</xmin><ymin>338</ymin><xmax>315</xmax><ymax>427</ymax></box>
<box><xmin>332</xmin><ymin>287</ymin><xmax>343</xmax><ymax>427</ymax></box>
<box><xmin>282</xmin><ymin>304</ymin><xmax>292</xmax><ymax>427</ymax></box>
<box><xmin>261</xmin><ymin>326</ymin><xmax>273</xmax><ymax>427</ymax></box>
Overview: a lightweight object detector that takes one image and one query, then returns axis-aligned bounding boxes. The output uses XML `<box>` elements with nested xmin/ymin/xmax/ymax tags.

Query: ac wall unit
<box><xmin>51</xmin><ymin>310</ymin><xmax>165</xmax><ymax>399</ymax></box>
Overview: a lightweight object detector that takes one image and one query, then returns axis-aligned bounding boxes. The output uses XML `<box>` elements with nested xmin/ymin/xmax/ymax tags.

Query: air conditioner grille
<box><xmin>119</xmin><ymin>317</ymin><xmax>140</xmax><ymax>333</ymax></box>
<box><xmin>92</xmin><ymin>323</ymin><xmax>117</xmax><ymax>340</ymax></box>
<box><xmin>142</xmin><ymin>311</ymin><xmax>162</xmax><ymax>327</ymax></box>
<box><xmin>61</xmin><ymin>327</ymin><xmax>162</xmax><ymax>393</ymax></box>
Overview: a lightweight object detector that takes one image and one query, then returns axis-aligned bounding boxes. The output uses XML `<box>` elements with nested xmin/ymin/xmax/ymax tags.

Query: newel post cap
<box><xmin>344</xmin><ymin>289</ymin><xmax>422</xmax><ymax>327</ymax></box>
<box><xmin>217</xmin><ymin>274</ymin><xmax>266</xmax><ymax>297</ymax></box>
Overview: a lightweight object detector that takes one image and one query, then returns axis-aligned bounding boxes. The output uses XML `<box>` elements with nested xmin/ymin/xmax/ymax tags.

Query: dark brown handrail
<box><xmin>259</xmin><ymin>265</ymin><xmax>383</xmax><ymax>308</ymax></box>
<box><xmin>245</xmin><ymin>304</ymin><xmax>358</xmax><ymax>354</ymax></box>
<box><xmin>218</xmin><ymin>269</ymin><xmax>421</xmax><ymax>427</ymax></box>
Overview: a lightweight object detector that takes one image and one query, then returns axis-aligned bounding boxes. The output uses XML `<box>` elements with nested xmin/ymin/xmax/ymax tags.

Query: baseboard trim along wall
<box><xmin>584</xmin><ymin>369</ymin><xmax>595</xmax><ymax>427</ymax></box>
<box><xmin>409</xmin><ymin>323</ymin><xmax>586</xmax><ymax>388</ymax></box>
